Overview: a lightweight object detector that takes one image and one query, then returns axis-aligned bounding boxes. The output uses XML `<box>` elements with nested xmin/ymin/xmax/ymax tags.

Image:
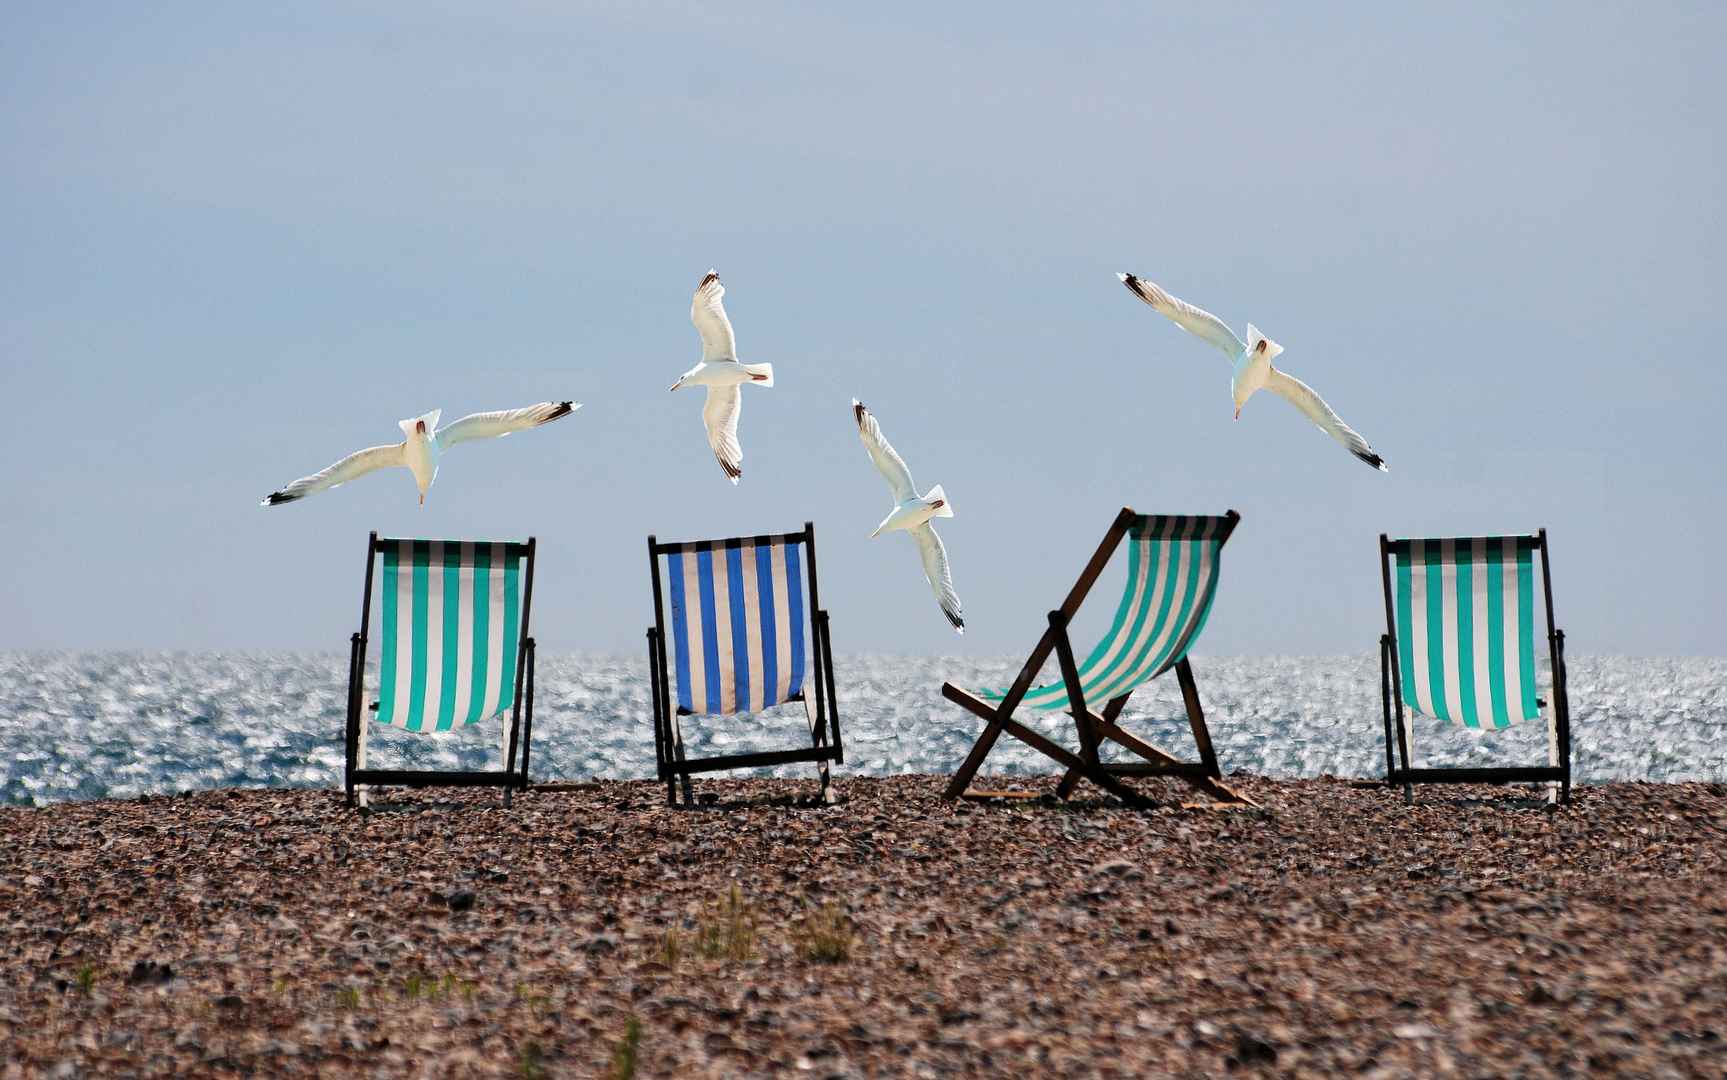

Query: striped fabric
<box><xmin>979</xmin><ymin>515</ymin><xmax>1228</xmax><ymax>712</ymax></box>
<box><xmin>1393</xmin><ymin>537</ymin><xmax>1541</xmax><ymax>729</ymax></box>
<box><xmin>375</xmin><ymin>540</ymin><xmax>523</xmax><ymax>732</ymax></box>
<box><xmin>665</xmin><ymin>538</ymin><xmax>807</xmax><ymax>715</ymax></box>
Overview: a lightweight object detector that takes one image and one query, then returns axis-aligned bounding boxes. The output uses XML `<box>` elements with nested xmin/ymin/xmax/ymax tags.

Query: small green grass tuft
<box><xmin>658</xmin><ymin>928</ymin><xmax>686</xmax><ymax>970</ymax></box>
<box><xmin>608</xmin><ymin>1017</ymin><xmax>643</xmax><ymax>1080</ymax></box>
<box><xmin>797</xmin><ymin>902</ymin><xmax>854</xmax><ymax>964</ymax></box>
<box><xmin>697</xmin><ymin>883</ymin><xmax>758</xmax><ymax>963</ymax></box>
<box><xmin>514</xmin><ymin>982</ymin><xmax>551</xmax><ymax>1013</ymax></box>
<box><xmin>74</xmin><ymin>965</ymin><xmax>97</xmax><ymax>994</ymax></box>
<box><xmin>518</xmin><ymin>1039</ymin><xmax>548</xmax><ymax>1079</ymax></box>
<box><xmin>335</xmin><ymin>986</ymin><xmax>362</xmax><ymax>1010</ymax></box>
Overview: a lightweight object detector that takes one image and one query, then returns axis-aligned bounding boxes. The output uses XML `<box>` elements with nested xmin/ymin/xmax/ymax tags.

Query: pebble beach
<box><xmin>5</xmin><ymin>774</ymin><xmax>1724</xmax><ymax>1077</ymax></box>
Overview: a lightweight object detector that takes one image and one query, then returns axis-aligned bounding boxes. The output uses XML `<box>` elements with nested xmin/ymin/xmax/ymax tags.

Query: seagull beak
<box><xmin>418</xmin><ymin>493</ymin><xmax>425</xmax><ymax>506</ymax></box>
<box><xmin>1233</xmin><ymin>407</ymin><xmax>1241</xmax><ymax>421</ymax></box>
<box><xmin>668</xmin><ymin>379</ymin><xmax>682</xmax><ymax>392</ymax></box>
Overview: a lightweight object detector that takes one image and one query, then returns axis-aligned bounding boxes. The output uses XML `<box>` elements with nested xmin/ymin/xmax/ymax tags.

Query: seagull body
<box><xmin>262</xmin><ymin>401</ymin><xmax>578</xmax><ymax>507</ymax></box>
<box><xmin>853</xmin><ymin>400</ymin><xmax>964</xmax><ymax>633</ymax></box>
<box><xmin>668</xmin><ymin>270</ymin><xmax>774</xmax><ymax>483</ymax></box>
<box><xmin>1117</xmin><ymin>272</ymin><xmax>1389</xmax><ymax>472</ymax></box>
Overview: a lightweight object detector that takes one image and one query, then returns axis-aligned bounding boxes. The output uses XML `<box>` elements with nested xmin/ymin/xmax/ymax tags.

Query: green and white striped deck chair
<box><xmin>941</xmin><ymin>508</ymin><xmax>1252</xmax><ymax>806</ymax></box>
<box><xmin>343</xmin><ymin>532</ymin><xmax>540</xmax><ymax>807</ymax></box>
<box><xmin>1378</xmin><ymin>530</ymin><xmax>1572</xmax><ymax>804</ymax></box>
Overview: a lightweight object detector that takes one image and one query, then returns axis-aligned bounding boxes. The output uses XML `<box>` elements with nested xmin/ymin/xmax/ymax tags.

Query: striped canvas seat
<box><xmin>978</xmin><ymin>514</ymin><xmax>1228</xmax><ymax>712</ymax></box>
<box><xmin>375</xmin><ymin>539</ymin><xmax>524</xmax><ymax>731</ymax></box>
<box><xmin>647</xmin><ymin>524</ymin><xmax>841</xmax><ymax>806</ymax></box>
<box><xmin>664</xmin><ymin>536</ymin><xmax>808</xmax><ymax>716</ymax></box>
<box><xmin>343</xmin><ymin>533</ymin><xmax>539</xmax><ymax>807</ymax></box>
<box><xmin>1377</xmin><ymin>530</ymin><xmax>1571</xmax><ymax>803</ymax></box>
<box><xmin>1391</xmin><ymin>536</ymin><xmax>1540</xmax><ymax>728</ymax></box>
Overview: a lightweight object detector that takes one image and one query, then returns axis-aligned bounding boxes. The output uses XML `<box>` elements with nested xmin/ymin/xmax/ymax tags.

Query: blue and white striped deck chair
<box><xmin>646</xmin><ymin>523</ymin><xmax>842</xmax><ymax>806</ymax></box>
<box><xmin>941</xmin><ymin>508</ymin><xmax>1252</xmax><ymax>806</ymax></box>
<box><xmin>343</xmin><ymin>532</ymin><xmax>539</xmax><ymax>807</ymax></box>
<box><xmin>1379</xmin><ymin>530</ymin><xmax>1571</xmax><ymax>804</ymax></box>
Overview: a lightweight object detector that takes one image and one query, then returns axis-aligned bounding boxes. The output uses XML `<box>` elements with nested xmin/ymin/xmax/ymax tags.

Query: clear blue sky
<box><xmin>2</xmin><ymin>2</ymin><xmax>1721</xmax><ymax>656</ymax></box>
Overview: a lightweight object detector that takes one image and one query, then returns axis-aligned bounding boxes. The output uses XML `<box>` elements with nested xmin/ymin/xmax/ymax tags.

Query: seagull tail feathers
<box><xmin>925</xmin><ymin>484</ymin><xmax>954</xmax><ymax>518</ymax></box>
<box><xmin>742</xmin><ymin>362</ymin><xmax>774</xmax><ymax>387</ymax></box>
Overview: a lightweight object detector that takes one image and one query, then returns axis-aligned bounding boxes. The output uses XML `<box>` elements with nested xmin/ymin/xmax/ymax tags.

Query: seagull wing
<box><xmin>262</xmin><ymin>443</ymin><xmax>404</xmax><ymax>506</ymax></box>
<box><xmin>1118</xmin><ymin>273</ymin><xmax>1246</xmax><ymax>359</ymax></box>
<box><xmin>910</xmin><ymin>523</ymin><xmax>965</xmax><ymax>633</ymax></box>
<box><xmin>852</xmin><ymin>399</ymin><xmax>917</xmax><ymax>503</ymax></box>
<box><xmin>690</xmin><ymin>270</ymin><xmax>737</xmax><ymax>362</ymax></box>
<box><xmin>1263</xmin><ymin>367</ymin><xmax>1389</xmax><ymax>472</ymax></box>
<box><xmin>435</xmin><ymin>401</ymin><xmax>579</xmax><ymax>450</ymax></box>
<box><xmin>702</xmin><ymin>384</ymin><xmax>743</xmax><ymax>483</ymax></box>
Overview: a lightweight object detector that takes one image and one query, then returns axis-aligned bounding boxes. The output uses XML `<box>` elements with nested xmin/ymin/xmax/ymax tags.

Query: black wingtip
<box><xmin>717</xmin><ymin>456</ymin><xmax>742</xmax><ymax>482</ymax></box>
<box><xmin>698</xmin><ymin>270</ymin><xmax>720</xmax><ymax>290</ymax></box>
<box><xmin>1119</xmin><ymin>272</ymin><xmax>1145</xmax><ymax>299</ymax></box>
<box><xmin>543</xmin><ymin>400</ymin><xmax>576</xmax><ymax>424</ymax></box>
<box><xmin>853</xmin><ymin>399</ymin><xmax>867</xmax><ymax>428</ymax></box>
<box><xmin>944</xmin><ymin>608</ymin><xmax>965</xmax><ymax>632</ymax></box>
<box><xmin>1353</xmin><ymin>448</ymin><xmax>1388</xmax><ymax>472</ymax></box>
<box><xmin>262</xmin><ymin>491</ymin><xmax>300</xmax><ymax>507</ymax></box>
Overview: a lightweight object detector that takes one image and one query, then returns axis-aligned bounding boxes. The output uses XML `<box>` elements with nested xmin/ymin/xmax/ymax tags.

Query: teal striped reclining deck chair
<box><xmin>1379</xmin><ymin>530</ymin><xmax>1571</xmax><ymax>803</ymax></box>
<box><xmin>941</xmin><ymin>508</ymin><xmax>1252</xmax><ymax>806</ymax></box>
<box><xmin>344</xmin><ymin>532</ymin><xmax>539</xmax><ymax>807</ymax></box>
<box><xmin>645</xmin><ymin>523</ymin><xmax>842</xmax><ymax>806</ymax></box>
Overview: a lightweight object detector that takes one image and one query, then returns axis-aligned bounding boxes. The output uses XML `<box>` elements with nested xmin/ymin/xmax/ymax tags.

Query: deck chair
<box><xmin>1378</xmin><ymin>530</ymin><xmax>1571</xmax><ymax>803</ymax></box>
<box><xmin>343</xmin><ymin>532</ymin><xmax>538</xmax><ymax>807</ymax></box>
<box><xmin>942</xmin><ymin>508</ymin><xmax>1252</xmax><ymax>807</ymax></box>
<box><xmin>645</xmin><ymin>523</ymin><xmax>842</xmax><ymax>806</ymax></box>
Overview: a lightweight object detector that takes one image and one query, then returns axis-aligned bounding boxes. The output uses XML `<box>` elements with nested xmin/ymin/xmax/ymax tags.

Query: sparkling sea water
<box><xmin>1</xmin><ymin>652</ymin><xmax>1722</xmax><ymax>806</ymax></box>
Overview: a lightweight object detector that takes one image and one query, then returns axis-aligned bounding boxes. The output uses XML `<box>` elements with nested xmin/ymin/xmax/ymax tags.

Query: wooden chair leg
<box><xmin>1174</xmin><ymin>659</ymin><xmax>1220</xmax><ymax>778</ymax></box>
<box><xmin>1057</xmin><ymin>696</ymin><xmax>1128</xmax><ymax>799</ymax></box>
<box><xmin>941</xmin><ymin>684</ymin><xmax>1013</xmax><ymax>800</ymax></box>
<box><xmin>806</xmin><ymin>693</ymin><xmax>837</xmax><ymax>804</ymax></box>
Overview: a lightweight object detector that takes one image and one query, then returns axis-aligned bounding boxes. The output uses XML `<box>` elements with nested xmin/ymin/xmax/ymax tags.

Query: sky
<box><xmin>1</xmin><ymin>1</ymin><xmax>1722</xmax><ymax>657</ymax></box>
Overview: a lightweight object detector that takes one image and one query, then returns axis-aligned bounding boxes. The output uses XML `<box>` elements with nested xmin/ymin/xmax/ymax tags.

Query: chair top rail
<box><xmin>1385</xmin><ymin>532</ymin><xmax>1542</xmax><ymax>554</ymax></box>
<box><xmin>1125</xmin><ymin>509</ymin><xmax>1241</xmax><ymax>542</ymax></box>
<box><xmin>651</xmin><ymin>525</ymin><xmax>812</xmax><ymax>556</ymax></box>
<box><xmin>374</xmin><ymin>535</ymin><xmax>534</xmax><ymax>558</ymax></box>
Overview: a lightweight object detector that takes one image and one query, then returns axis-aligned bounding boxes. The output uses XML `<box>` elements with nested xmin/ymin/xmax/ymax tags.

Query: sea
<box><xmin>1</xmin><ymin>652</ymin><xmax>1722</xmax><ymax>806</ymax></box>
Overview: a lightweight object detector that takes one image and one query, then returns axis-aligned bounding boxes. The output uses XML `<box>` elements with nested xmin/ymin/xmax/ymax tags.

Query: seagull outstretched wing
<box><xmin>690</xmin><ymin>270</ymin><xmax>737</xmax><ymax>362</ymax></box>
<box><xmin>911</xmin><ymin>523</ymin><xmax>964</xmax><ymax>633</ymax></box>
<box><xmin>703</xmin><ymin>385</ymin><xmax>743</xmax><ymax>482</ymax></box>
<box><xmin>1264</xmin><ymin>368</ymin><xmax>1388</xmax><ymax>472</ymax></box>
<box><xmin>853</xmin><ymin>399</ymin><xmax>917</xmax><ymax>503</ymax></box>
<box><xmin>263</xmin><ymin>443</ymin><xmax>404</xmax><ymax>506</ymax></box>
<box><xmin>435</xmin><ymin>401</ymin><xmax>578</xmax><ymax>450</ymax></box>
<box><xmin>1118</xmin><ymin>273</ymin><xmax>1246</xmax><ymax>359</ymax></box>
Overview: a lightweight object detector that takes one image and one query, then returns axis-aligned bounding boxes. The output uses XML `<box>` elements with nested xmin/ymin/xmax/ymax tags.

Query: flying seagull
<box><xmin>853</xmin><ymin>399</ymin><xmax>964</xmax><ymax>633</ymax></box>
<box><xmin>1118</xmin><ymin>273</ymin><xmax>1388</xmax><ymax>471</ymax></box>
<box><xmin>668</xmin><ymin>270</ymin><xmax>774</xmax><ymax>483</ymax></box>
<box><xmin>261</xmin><ymin>400</ymin><xmax>579</xmax><ymax>507</ymax></box>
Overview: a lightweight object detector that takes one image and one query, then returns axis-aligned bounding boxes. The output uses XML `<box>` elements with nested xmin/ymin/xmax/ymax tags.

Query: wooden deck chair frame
<box><xmin>1378</xmin><ymin>529</ymin><xmax>1571</xmax><ymax>804</ymax></box>
<box><xmin>645</xmin><ymin>522</ymin><xmax>843</xmax><ymax>807</ymax></box>
<box><xmin>941</xmin><ymin>507</ymin><xmax>1252</xmax><ymax>807</ymax></box>
<box><xmin>343</xmin><ymin>531</ymin><xmax>538</xmax><ymax>807</ymax></box>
